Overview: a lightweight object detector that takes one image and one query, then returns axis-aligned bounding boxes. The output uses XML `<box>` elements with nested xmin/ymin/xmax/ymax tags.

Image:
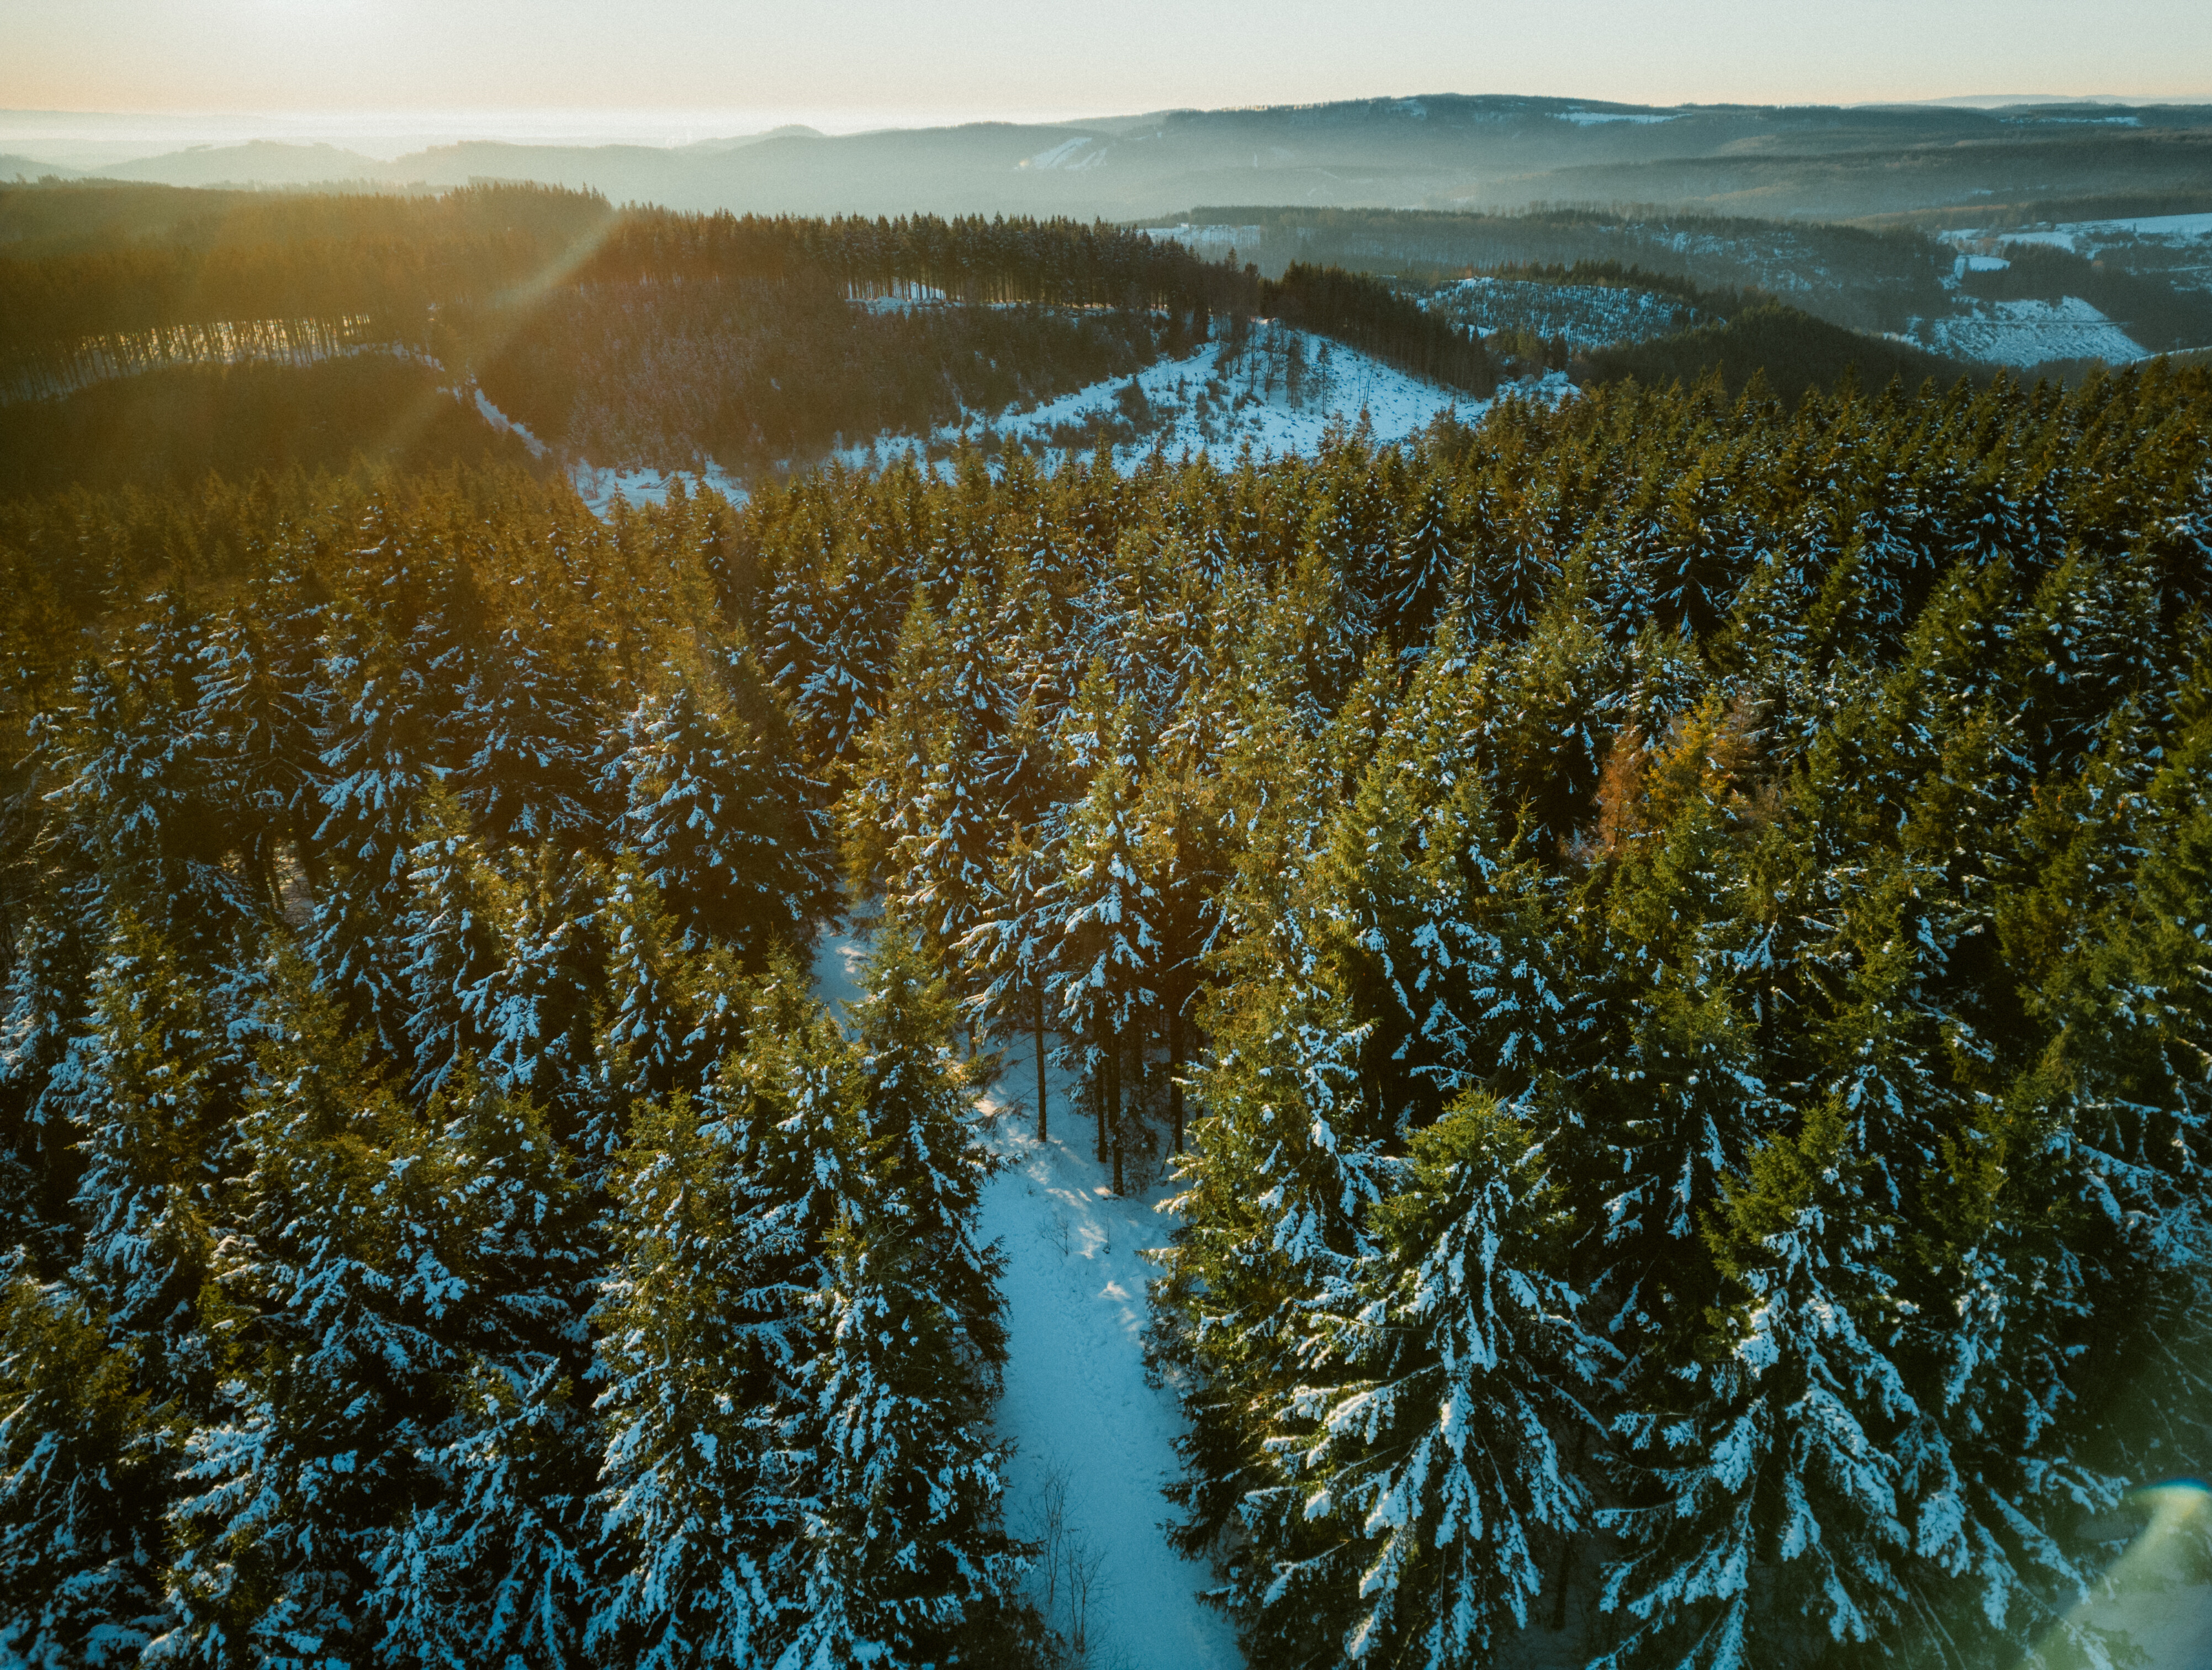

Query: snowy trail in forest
<box><xmin>814</xmin><ymin>924</ymin><xmax>1242</xmax><ymax>1670</ymax></box>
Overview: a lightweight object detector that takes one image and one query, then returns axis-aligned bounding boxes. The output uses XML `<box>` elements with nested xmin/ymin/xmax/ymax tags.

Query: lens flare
<box><xmin>2020</xmin><ymin>1481</ymin><xmax>2212</xmax><ymax>1670</ymax></box>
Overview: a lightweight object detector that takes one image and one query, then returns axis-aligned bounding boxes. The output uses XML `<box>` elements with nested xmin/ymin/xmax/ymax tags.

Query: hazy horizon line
<box><xmin>4</xmin><ymin>88</ymin><xmax>2199</xmax><ymax>170</ymax></box>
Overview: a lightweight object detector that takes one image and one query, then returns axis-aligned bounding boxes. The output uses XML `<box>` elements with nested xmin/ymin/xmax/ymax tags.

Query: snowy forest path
<box><xmin>813</xmin><ymin>922</ymin><xmax>1243</xmax><ymax>1670</ymax></box>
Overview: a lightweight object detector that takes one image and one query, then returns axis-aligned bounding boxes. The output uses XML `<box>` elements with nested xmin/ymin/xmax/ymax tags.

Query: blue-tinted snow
<box><xmin>814</xmin><ymin>921</ymin><xmax>1242</xmax><ymax>1670</ymax></box>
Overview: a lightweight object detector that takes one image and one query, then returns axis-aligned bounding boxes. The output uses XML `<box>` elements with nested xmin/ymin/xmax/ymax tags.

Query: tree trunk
<box><xmin>1550</xmin><ymin>1421</ymin><xmax>1591</xmax><ymax>1631</ymax></box>
<box><xmin>1033</xmin><ymin>988</ymin><xmax>1049</xmax><ymax>1145</ymax></box>
<box><xmin>1093</xmin><ymin>1019</ymin><xmax>1108</xmax><ymax>1164</ymax></box>
<box><xmin>1167</xmin><ymin>997</ymin><xmax>1184</xmax><ymax>1154</ymax></box>
<box><xmin>1105</xmin><ymin>1030</ymin><xmax>1124</xmax><ymax>1195</ymax></box>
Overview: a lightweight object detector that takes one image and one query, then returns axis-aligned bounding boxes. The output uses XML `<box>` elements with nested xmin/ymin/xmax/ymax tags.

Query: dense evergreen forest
<box><xmin>3</xmin><ymin>332</ymin><xmax>2210</xmax><ymax>1669</ymax></box>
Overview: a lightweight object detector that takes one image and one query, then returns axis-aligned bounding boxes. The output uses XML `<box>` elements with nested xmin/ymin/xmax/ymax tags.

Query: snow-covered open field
<box><xmin>813</xmin><ymin>923</ymin><xmax>1242</xmax><ymax>1670</ymax></box>
<box><xmin>1923</xmin><ymin>296</ymin><xmax>2151</xmax><ymax>367</ymax></box>
<box><xmin>1946</xmin><ymin>212</ymin><xmax>2212</xmax><ymax>257</ymax></box>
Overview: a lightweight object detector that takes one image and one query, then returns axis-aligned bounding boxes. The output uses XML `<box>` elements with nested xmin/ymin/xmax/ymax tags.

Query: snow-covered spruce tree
<box><xmin>589</xmin><ymin>962</ymin><xmax>859</xmax><ymax>1669</ymax></box>
<box><xmin>844</xmin><ymin>585</ymin><xmax>1006</xmax><ymax>975</ymax></box>
<box><xmin>938</xmin><ymin>567</ymin><xmax>1009</xmax><ymax>759</ymax></box>
<box><xmin>591</xmin><ymin>851</ymin><xmax>744</xmax><ymax>1162</ymax></box>
<box><xmin>607</xmin><ymin>647</ymin><xmax>832</xmax><ymax>968</ymax></box>
<box><xmin>590</xmin><ymin>1086</ymin><xmax>792</xmax><ymax>1668</ymax></box>
<box><xmin>846</xmin><ymin>928</ymin><xmax>1007</xmax><ymax>1356</ymax></box>
<box><xmin>157</xmin><ymin>961</ymin><xmax>511</xmax><ymax>1667</ymax></box>
<box><xmin>839</xmin><ymin>590</ymin><xmax>947</xmax><ymax>905</ymax></box>
<box><xmin>1248</xmin><ymin>539</ymin><xmax>1370</xmax><ymax>731</ymax></box>
<box><xmin>1567</xmin><ymin>697</ymin><xmax>1785</xmax><ymax>1323</ymax></box>
<box><xmin>1863</xmin><ymin>727</ymin><xmax>2190</xmax><ymax>1663</ymax></box>
<box><xmin>790</xmin><ymin>551</ymin><xmax>893</xmax><ymax>775</ymax></box>
<box><xmin>0</xmin><ymin>1273</ymin><xmax>177</xmax><ymax>1667</ymax></box>
<box><xmin>1273</xmin><ymin>1092</ymin><xmax>1607</xmax><ymax>1670</ymax></box>
<box><xmin>306</xmin><ymin>598</ymin><xmax>436</xmax><ymax>1058</ymax></box>
<box><xmin>195</xmin><ymin>591</ymin><xmax>324</xmax><ymax>918</ymax></box>
<box><xmin>0</xmin><ymin>888</ymin><xmax>96</xmax><ymax>1259</ymax></box>
<box><xmin>958</xmin><ymin>825</ymin><xmax>1063</xmax><ymax>1143</ymax></box>
<box><xmin>1134</xmin><ymin>757</ymin><xmax>1232</xmax><ymax>1154</ymax></box>
<box><xmin>1595</xmin><ymin>1102</ymin><xmax>1919</xmax><ymax>1670</ymax></box>
<box><xmin>1305</xmin><ymin>646</ymin><xmax>1572</xmax><ymax>1133</ymax></box>
<box><xmin>779</xmin><ymin>1216</ymin><xmax>1029</xmax><ymax>1669</ymax></box>
<box><xmin>1036</xmin><ymin>689</ymin><xmax>1158</xmax><ymax>1191</ymax></box>
<box><xmin>1383</xmin><ymin>469</ymin><xmax>1461</xmax><ymax>649</ymax></box>
<box><xmin>1478</xmin><ymin>560</ymin><xmax>1615</xmax><ymax>857</ymax></box>
<box><xmin>1153</xmin><ymin>972</ymin><xmax>1401</xmax><ymax>1603</ymax></box>
<box><xmin>893</xmin><ymin>714</ymin><xmax>1001</xmax><ymax>986</ymax></box>
<box><xmin>980</xmin><ymin>562</ymin><xmax>1071</xmax><ymax>836</ymax></box>
<box><xmin>2004</xmin><ymin>674</ymin><xmax>2212</xmax><ymax>1484</ymax></box>
<box><xmin>368</xmin><ymin>1355</ymin><xmax>601</xmax><ymax>1670</ymax></box>
<box><xmin>399</xmin><ymin>783</ymin><xmax>512</xmax><ymax>1098</ymax></box>
<box><xmin>593</xmin><ymin>940</ymin><xmax>1026</xmax><ymax>1666</ymax></box>
<box><xmin>407</xmin><ymin>543</ymin><xmax>491</xmax><ymax>765</ymax></box>
<box><xmin>777</xmin><ymin>934</ymin><xmax>1025</xmax><ymax>1664</ymax></box>
<box><xmin>68</xmin><ymin>911</ymin><xmax>235</xmax><ymax>1408</ymax></box>
<box><xmin>364</xmin><ymin>1069</ymin><xmax>598</xmax><ymax>1670</ymax></box>
<box><xmin>1320</xmin><ymin>642</ymin><xmax>1405</xmax><ymax>810</ymax></box>
<box><xmin>1759</xmin><ymin>567</ymin><xmax>2126</xmax><ymax>1659</ymax></box>
<box><xmin>449</xmin><ymin>619</ymin><xmax>600</xmax><ymax>844</ymax></box>
<box><xmin>479</xmin><ymin>842</ymin><xmax>606</xmax><ymax>1133</ymax></box>
<box><xmin>52</xmin><ymin>611</ymin><xmax>257</xmax><ymax>966</ymax></box>
<box><xmin>1466</xmin><ymin>492</ymin><xmax>1557</xmax><ymax>647</ymax></box>
<box><xmin>0</xmin><ymin>667</ymin><xmax>109</xmax><ymax>1250</ymax></box>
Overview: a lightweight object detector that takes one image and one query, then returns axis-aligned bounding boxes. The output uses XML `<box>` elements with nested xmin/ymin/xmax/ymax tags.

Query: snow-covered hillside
<box><xmin>832</xmin><ymin>327</ymin><xmax>1566</xmax><ymax>479</ymax></box>
<box><xmin>814</xmin><ymin>924</ymin><xmax>1242</xmax><ymax>1670</ymax></box>
<box><xmin>563</xmin><ymin>325</ymin><xmax>1559</xmax><ymax>514</ymax></box>
<box><xmin>1922</xmin><ymin>296</ymin><xmax>2151</xmax><ymax>366</ymax></box>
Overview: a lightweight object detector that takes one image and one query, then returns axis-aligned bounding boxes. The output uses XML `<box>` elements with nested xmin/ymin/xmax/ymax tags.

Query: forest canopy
<box><xmin>1</xmin><ymin>344</ymin><xmax>2209</xmax><ymax>1666</ymax></box>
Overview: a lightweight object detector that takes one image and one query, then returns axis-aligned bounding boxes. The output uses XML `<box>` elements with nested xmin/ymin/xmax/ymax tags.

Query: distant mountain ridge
<box><xmin>17</xmin><ymin>92</ymin><xmax>2211</xmax><ymax>223</ymax></box>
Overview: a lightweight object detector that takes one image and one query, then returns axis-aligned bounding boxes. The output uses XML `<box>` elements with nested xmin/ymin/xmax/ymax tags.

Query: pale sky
<box><xmin>7</xmin><ymin>0</ymin><xmax>2209</xmax><ymax>125</ymax></box>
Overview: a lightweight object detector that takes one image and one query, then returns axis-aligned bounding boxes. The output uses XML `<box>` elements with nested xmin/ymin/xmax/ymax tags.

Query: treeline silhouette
<box><xmin>1262</xmin><ymin>262</ymin><xmax>1497</xmax><ymax>395</ymax></box>
<box><xmin>0</xmin><ymin>183</ymin><xmax>1263</xmax><ymax>360</ymax></box>
<box><xmin>0</xmin><ymin>357</ymin><xmax>545</xmax><ymax>496</ymax></box>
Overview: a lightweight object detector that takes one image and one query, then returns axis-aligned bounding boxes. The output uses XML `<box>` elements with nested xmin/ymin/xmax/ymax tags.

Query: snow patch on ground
<box><xmin>812</xmin><ymin>921</ymin><xmax>1242</xmax><ymax>1670</ymax></box>
<box><xmin>852</xmin><ymin>286</ymin><xmax>949</xmax><ymax>312</ymax></box>
<box><xmin>470</xmin><ymin>385</ymin><xmax>547</xmax><ymax>457</ymax></box>
<box><xmin>1923</xmin><ymin>296</ymin><xmax>2151</xmax><ymax>366</ymax></box>
<box><xmin>459</xmin><ymin>386</ymin><xmax>751</xmax><ymax>514</ymax></box>
<box><xmin>569</xmin><ymin>459</ymin><xmax>750</xmax><ymax>514</ymax></box>
<box><xmin>974</xmin><ymin>1097</ymin><xmax>1241</xmax><ymax>1670</ymax></box>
